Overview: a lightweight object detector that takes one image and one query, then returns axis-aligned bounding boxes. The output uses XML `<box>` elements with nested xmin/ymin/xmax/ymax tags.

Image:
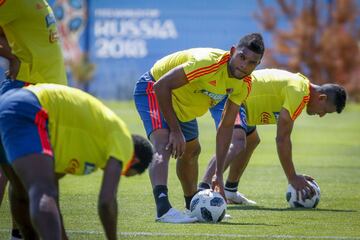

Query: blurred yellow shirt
<box><xmin>151</xmin><ymin>48</ymin><xmax>251</xmax><ymax>122</ymax></box>
<box><xmin>245</xmin><ymin>69</ymin><xmax>310</xmax><ymax>125</ymax></box>
<box><xmin>26</xmin><ymin>84</ymin><xmax>133</xmax><ymax>175</ymax></box>
<box><xmin>0</xmin><ymin>0</ymin><xmax>67</xmax><ymax>85</ymax></box>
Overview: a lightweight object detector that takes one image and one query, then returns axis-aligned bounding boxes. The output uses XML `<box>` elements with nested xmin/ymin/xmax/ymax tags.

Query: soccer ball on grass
<box><xmin>190</xmin><ymin>189</ymin><xmax>227</xmax><ymax>223</ymax></box>
<box><xmin>286</xmin><ymin>180</ymin><xmax>320</xmax><ymax>208</ymax></box>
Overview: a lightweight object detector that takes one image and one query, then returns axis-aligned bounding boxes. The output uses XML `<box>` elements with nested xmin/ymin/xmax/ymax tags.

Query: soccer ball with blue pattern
<box><xmin>286</xmin><ymin>180</ymin><xmax>321</xmax><ymax>208</ymax></box>
<box><xmin>190</xmin><ymin>189</ymin><xmax>226</xmax><ymax>223</ymax></box>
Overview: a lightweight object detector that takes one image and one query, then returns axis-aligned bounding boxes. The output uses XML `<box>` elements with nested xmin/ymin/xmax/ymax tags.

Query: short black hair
<box><xmin>236</xmin><ymin>33</ymin><xmax>265</xmax><ymax>56</ymax></box>
<box><xmin>131</xmin><ymin>134</ymin><xmax>153</xmax><ymax>174</ymax></box>
<box><xmin>319</xmin><ymin>84</ymin><xmax>347</xmax><ymax>113</ymax></box>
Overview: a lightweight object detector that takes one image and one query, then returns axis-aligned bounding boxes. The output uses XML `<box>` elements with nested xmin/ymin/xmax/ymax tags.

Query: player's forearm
<box><xmin>153</xmin><ymin>82</ymin><xmax>181</xmax><ymax>133</ymax></box>
<box><xmin>0</xmin><ymin>35</ymin><xmax>16</xmax><ymax>61</ymax></box>
<box><xmin>98</xmin><ymin>199</ymin><xmax>118</xmax><ymax>240</ymax></box>
<box><xmin>276</xmin><ymin>136</ymin><xmax>297</xmax><ymax>181</ymax></box>
<box><xmin>215</xmin><ymin>125</ymin><xmax>233</xmax><ymax>176</ymax></box>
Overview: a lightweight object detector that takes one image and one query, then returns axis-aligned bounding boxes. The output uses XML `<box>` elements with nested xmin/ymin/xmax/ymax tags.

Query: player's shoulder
<box><xmin>186</xmin><ymin>48</ymin><xmax>227</xmax><ymax>62</ymax></box>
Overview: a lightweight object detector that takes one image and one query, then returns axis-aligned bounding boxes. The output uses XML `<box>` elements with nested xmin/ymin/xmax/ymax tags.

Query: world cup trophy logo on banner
<box><xmin>53</xmin><ymin>0</ymin><xmax>95</xmax><ymax>90</ymax></box>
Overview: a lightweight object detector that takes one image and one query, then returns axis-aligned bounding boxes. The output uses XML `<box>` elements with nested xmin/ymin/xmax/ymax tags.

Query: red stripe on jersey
<box><xmin>291</xmin><ymin>95</ymin><xmax>310</xmax><ymax>120</ymax></box>
<box><xmin>34</xmin><ymin>109</ymin><xmax>53</xmax><ymax>156</ymax></box>
<box><xmin>243</xmin><ymin>75</ymin><xmax>252</xmax><ymax>99</ymax></box>
<box><xmin>186</xmin><ymin>53</ymin><xmax>230</xmax><ymax>81</ymax></box>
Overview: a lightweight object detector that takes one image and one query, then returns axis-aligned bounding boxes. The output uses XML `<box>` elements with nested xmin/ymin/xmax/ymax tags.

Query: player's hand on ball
<box><xmin>211</xmin><ymin>174</ymin><xmax>226</xmax><ymax>201</ymax></box>
<box><xmin>289</xmin><ymin>174</ymin><xmax>315</xmax><ymax>201</ymax></box>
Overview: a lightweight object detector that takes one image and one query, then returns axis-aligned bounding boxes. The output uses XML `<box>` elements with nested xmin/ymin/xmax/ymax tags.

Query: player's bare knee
<box><xmin>183</xmin><ymin>143</ymin><xmax>201</xmax><ymax>160</ymax></box>
<box><xmin>229</xmin><ymin>138</ymin><xmax>246</xmax><ymax>157</ymax></box>
<box><xmin>28</xmin><ymin>184</ymin><xmax>58</xmax><ymax>214</ymax></box>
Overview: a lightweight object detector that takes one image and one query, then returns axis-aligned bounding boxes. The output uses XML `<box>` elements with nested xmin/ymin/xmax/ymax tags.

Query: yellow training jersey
<box><xmin>26</xmin><ymin>84</ymin><xmax>133</xmax><ymax>175</ymax></box>
<box><xmin>245</xmin><ymin>69</ymin><xmax>310</xmax><ymax>125</ymax></box>
<box><xmin>151</xmin><ymin>48</ymin><xmax>251</xmax><ymax>122</ymax></box>
<box><xmin>0</xmin><ymin>0</ymin><xmax>67</xmax><ymax>85</ymax></box>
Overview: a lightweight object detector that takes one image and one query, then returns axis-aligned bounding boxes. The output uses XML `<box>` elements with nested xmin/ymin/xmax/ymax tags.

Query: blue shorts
<box><xmin>0</xmin><ymin>77</ymin><xmax>32</xmax><ymax>163</ymax></box>
<box><xmin>209</xmin><ymin>97</ymin><xmax>256</xmax><ymax>135</ymax></box>
<box><xmin>133</xmin><ymin>71</ymin><xmax>199</xmax><ymax>142</ymax></box>
<box><xmin>0</xmin><ymin>89</ymin><xmax>53</xmax><ymax>164</ymax></box>
<box><xmin>0</xmin><ymin>77</ymin><xmax>30</xmax><ymax>95</ymax></box>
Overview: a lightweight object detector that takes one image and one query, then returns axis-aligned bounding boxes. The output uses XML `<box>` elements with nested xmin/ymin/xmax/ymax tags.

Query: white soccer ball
<box><xmin>190</xmin><ymin>189</ymin><xmax>227</xmax><ymax>223</ymax></box>
<box><xmin>286</xmin><ymin>180</ymin><xmax>321</xmax><ymax>208</ymax></box>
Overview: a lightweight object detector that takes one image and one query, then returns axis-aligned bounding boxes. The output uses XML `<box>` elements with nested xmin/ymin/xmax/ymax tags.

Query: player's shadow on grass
<box><xmin>227</xmin><ymin>205</ymin><xmax>356</xmax><ymax>213</ymax></box>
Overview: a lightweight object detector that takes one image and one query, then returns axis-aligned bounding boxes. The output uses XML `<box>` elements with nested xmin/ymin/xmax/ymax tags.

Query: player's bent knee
<box><xmin>28</xmin><ymin>184</ymin><xmax>58</xmax><ymax>213</ymax></box>
<box><xmin>230</xmin><ymin>138</ymin><xmax>246</xmax><ymax>156</ymax></box>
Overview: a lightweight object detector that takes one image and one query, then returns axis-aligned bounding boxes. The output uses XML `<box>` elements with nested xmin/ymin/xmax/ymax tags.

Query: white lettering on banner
<box><xmin>94</xmin><ymin>19</ymin><xmax>177</xmax><ymax>39</ymax></box>
<box><xmin>96</xmin><ymin>38</ymin><xmax>147</xmax><ymax>58</ymax></box>
<box><xmin>94</xmin><ymin>8</ymin><xmax>178</xmax><ymax>59</ymax></box>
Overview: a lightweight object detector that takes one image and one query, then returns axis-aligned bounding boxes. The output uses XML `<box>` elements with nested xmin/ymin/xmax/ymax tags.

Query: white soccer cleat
<box><xmin>156</xmin><ymin>208</ymin><xmax>198</xmax><ymax>223</ymax></box>
<box><xmin>225</xmin><ymin>190</ymin><xmax>257</xmax><ymax>205</ymax></box>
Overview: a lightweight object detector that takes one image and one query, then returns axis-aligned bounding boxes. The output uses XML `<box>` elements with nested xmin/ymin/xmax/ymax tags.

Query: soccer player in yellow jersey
<box><xmin>0</xmin><ymin>0</ymin><xmax>67</xmax><ymax>86</ymax></box>
<box><xmin>0</xmin><ymin>84</ymin><xmax>153</xmax><ymax>240</ymax></box>
<box><xmin>0</xmin><ymin>1</ymin><xmax>68</xmax><ymax>238</ymax></box>
<box><xmin>134</xmin><ymin>33</ymin><xmax>265</xmax><ymax>223</ymax></box>
<box><xmin>199</xmin><ymin>69</ymin><xmax>347</xmax><ymax>203</ymax></box>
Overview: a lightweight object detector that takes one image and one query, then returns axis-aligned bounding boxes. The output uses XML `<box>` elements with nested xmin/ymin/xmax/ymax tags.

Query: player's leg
<box><xmin>0</xmin><ymin>166</ymin><xmax>7</xmax><ymax>206</ymax></box>
<box><xmin>176</xmin><ymin>138</ymin><xmax>201</xmax><ymax>210</ymax></box>
<box><xmin>225</xmin><ymin>128</ymin><xmax>260</xmax><ymax>204</ymax></box>
<box><xmin>199</xmin><ymin>128</ymin><xmax>246</xmax><ymax>188</ymax></box>
<box><xmin>227</xmin><ymin>129</ymin><xmax>260</xmax><ymax>183</ymax></box>
<box><xmin>134</xmin><ymin>72</ymin><xmax>172</xmax><ymax>218</ymax></box>
<box><xmin>0</xmin><ymin>88</ymin><xmax>61</xmax><ymax>238</ymax></box>
<box><xmin>1</xmin><ymin>164</ymin><xmax>38</xmax><ymax>239</ymax></box>
<box><xmin>12</xmin><ymin>154</ymin><xmax>61</xmax><ymax>240</ymax></box>
<box><xmin>199</xmin><ymin>99</ymin><xmax>246</xmax><ymax>188</ymax></box>
<box><xmin>0</xmin><ymin>76</ymin><xmax>33</xmax><ymax>240</ymax></box>
<box><xmin>149</xmin><ymin>129</ymin><xmax>173</xmax><ymax>217</ymax></box>
<box><xmin>134</xmin><ymin>72</ymin><xmax>197</xmax><ymax>223</ymax></box>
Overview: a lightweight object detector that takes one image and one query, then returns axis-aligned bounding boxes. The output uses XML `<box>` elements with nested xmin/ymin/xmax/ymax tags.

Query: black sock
<box><xmin>184</xmin><ymin>194</ymin><xmax>196</xmax><ymax>210</ymax></box>
<box><xmin>225</xmin><ymin>181</ymin><xmax>239</xmax><ymax>192</ymax></box>
<box><xmin>153</xmin><ymin>185</ymin><xmax>172</xmax><ymax>217</ymax></box>
<box><xmin>198</xmin><ymin>182</ymin><xmax>211</xmax><ymax>190</ymax></box>
<box><xmin>11</xmin><ymin>229</ymin><xmax>22</xmax><ymax>238</ymax></box>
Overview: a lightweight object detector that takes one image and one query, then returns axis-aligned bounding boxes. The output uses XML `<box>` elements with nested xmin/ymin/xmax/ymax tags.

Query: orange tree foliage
<box><xmin>255</xmin><ymin>0</ymin><xmax>360</xmax><ymax>101</ymax></box>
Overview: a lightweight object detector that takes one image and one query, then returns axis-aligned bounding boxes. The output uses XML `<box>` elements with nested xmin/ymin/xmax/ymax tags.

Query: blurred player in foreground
<box><xmin>0</xmin><ymin>1</ymin><xmax>67</xmax><ymax>238</ymax></box>
<box><xmin>134</xmin><ymin>33</ymin><xmax>264</xmax><ymax>223</ymax></box>
<box><xmin>199</xmin><ymin>69</ymin><xmax>346</xmax><ymax>203</ymax></box>
<box><xmin>0</xmin><ymin>84</ymin><xmax>153</xmax><ymax>240</ymax></box>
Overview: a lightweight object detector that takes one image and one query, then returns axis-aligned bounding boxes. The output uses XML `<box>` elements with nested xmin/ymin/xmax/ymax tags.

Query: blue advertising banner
<box><xmin>86</xmin><ymin>0</ymin><xmax>264</xmax><ymax>99</ymax></box>
<box><xmin>1</xmin><ymin>0</ymin><xmax>268</xmax><ymax>99</ymax></box>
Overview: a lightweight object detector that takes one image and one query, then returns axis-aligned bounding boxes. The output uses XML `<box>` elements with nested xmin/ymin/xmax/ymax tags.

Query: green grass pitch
<box><xmin>1</xmin><ymin>102</ymin><xmax>359</xmax><ymax>239</ymax></box>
